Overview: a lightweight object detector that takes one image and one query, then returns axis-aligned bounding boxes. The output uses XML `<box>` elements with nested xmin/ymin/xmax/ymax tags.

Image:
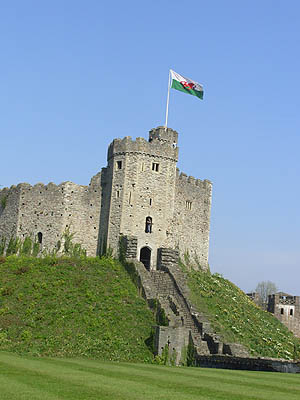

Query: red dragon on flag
<box><xmin>180</xmin><ymin>81</ymin><xmax>196</xmax><ymax>90</ymax></box>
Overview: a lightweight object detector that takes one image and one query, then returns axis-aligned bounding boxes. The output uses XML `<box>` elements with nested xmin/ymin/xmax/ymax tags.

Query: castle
<box><xmin>0</xmin><ymin>127</ymin><xmax>212</xmax><ymax>270</ymax></box>
<box><xmin>247</xmin><ymin>291</ymin><xmax>300</xmax><ymax>338</ymax></box>
<box><xmin>268</xmin><ymin>292</ymin><xmax>300</xmax><ymax>338</ymax></box>
<box><xmin>2</xmin><ymin>126</ymin><xmax>300</xmax><ymax>369</ymax></box>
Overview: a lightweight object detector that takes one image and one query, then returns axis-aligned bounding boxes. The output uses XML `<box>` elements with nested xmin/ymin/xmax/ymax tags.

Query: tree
<box><xmin>255</xmin><ymin>281</ymin><xmax>278</xmax><ymax>309</ymax></box>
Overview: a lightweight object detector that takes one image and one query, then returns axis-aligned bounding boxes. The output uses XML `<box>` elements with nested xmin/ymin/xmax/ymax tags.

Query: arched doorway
<box><xmin>140</xmin><ymin>246</ymin><xmax>151</xmax><ymax>270</ymax></box>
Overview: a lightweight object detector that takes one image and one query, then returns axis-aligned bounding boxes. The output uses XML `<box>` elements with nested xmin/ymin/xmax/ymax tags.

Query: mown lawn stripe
<box><xmin>1</xmin><ymin>354</ymin><xmax>205</xmax><ymax>400</ymax></box>
<box><xmin>0</xmin><ymin>374</ymin><xmax>63</xmax><ymax>400</ymax></box>
<box><xmin>51</xmin><ymin>358</ymin><xmax>300</xmax><ymax>396</ymax></box>
<box><xmin>1</xmin><ymin>353</ymin><xmax>300</xmax><ymax>400</ymax></box>
<box><xmin>0</xmin><ymin>358</ymin><xmax>146</xmax><ymax>400</ymax></box>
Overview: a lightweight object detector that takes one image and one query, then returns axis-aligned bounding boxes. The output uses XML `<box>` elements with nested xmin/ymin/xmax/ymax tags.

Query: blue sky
<box><xmin>1</xmin><ymin>1</ymin><xmax>299</xmax><ymax>294</ymax></box>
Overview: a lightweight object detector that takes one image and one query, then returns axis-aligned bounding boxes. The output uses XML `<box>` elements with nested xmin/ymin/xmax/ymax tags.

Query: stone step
<box><xmin>150</xmin><ymin>267</ymin><xmax>207</xmax><ymax>353</ymax></box>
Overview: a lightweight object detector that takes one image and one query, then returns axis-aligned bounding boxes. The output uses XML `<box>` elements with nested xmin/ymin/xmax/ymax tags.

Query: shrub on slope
<box><xmin>0</xmin><ymin>256</ymin><xmax>155</xmax><ymax>361</ymax></box>
<box><xmin>188</xmin><ymin>270</ymin><xmax>300</xmax><ymax>360</ymax></box>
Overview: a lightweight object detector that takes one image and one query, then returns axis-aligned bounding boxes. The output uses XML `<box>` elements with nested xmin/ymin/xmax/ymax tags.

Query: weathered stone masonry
<box><xmin>0</xmin><ymin>126</ymin><xmax>212</xmax><ymax>270</ymax></box>
<box><xmin>0</xmin><ymin>174</ymin><xmax>102</xmax><ymax>255</ymax></box>
<box><xmin>268</xmin><ymin>292</ymin><xmax>300</xmax><ymax>338</ymax></box>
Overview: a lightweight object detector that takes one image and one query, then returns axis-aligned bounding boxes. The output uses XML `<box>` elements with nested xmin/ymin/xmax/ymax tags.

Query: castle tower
<box><xmin>98</xmin><ymin>126</ymin><xmax>212</xmax><ymax>271</ymax></box>
<box><xmin>268</xmin><ymin>292</ymin><xmax>300</xmax><ymax>338</ymax></box>
<box><xmin>98</xmin><ymin>127</ymin><xmax>178</xmax><ymax>268</ymax></box>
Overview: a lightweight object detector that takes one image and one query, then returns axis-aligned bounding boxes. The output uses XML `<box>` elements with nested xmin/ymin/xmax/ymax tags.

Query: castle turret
<box><xmin>149</xmin><ymin>126</ymin><xmax>178</xmax><ymax>146</ymax></box>
<box><xmin>98</xmin><ymin>127</ymin><xmax>179</xmax><ymax>268</ymax></box>
<box><xmin>267</xmin><ymin>292</ymin><xmax>300</xmax><ymax>338</ymax></box>
<box><xmin>98</xmin><ymin>126</ymin><xmax>211</xmax><ymax>271</ymax></box>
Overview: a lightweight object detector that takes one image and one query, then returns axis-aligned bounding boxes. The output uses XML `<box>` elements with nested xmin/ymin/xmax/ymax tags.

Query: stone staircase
<box><xmin>121</xmin><ymin>241</ymin><xmax>249</xmax><ymax>364</ymax></box>
<box><xmin>150</xmin><ymin>270</ymin><xmax>211</xmax><ymax>356</ymax></box>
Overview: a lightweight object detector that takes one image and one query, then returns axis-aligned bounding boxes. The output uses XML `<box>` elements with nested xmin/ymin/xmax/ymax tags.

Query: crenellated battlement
<box><xmin>1</xmin><ymin>180</ymin><xmax>92</xmax><ymax>195</ymax></box>
<box><xmin>0</xmin><ymin>185</ymin><xmax>20</xmax><ymax>199</ymax></box>
<box><xmin>107</xmin><ymin>127</ymin><xmax>178</xmax><ymax>162</ymax></box>
<box><xmin>149</xmin><ymin>126</ymin><xmax>178</xmax><ymax>144</ymax></box>
<box><xmin>0</xmin><ymin>187</ymin><xmax>11</xmax><ymax>197</ymax></box>
<box><xmin>176</xmin><ymin>169</ymin><xmax>212</xmax><ymax>190</ymax></box>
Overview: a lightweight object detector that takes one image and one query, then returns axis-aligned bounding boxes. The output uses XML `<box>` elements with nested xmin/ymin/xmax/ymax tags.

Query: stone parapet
<box><xmin>154</xmin><ymin>326</ymin><xmax>189</xmax><ymax>365</ymax></box>
<box><xmin>107</xmin><ymin>129</ymin><xmax>178</xmax><ymax>163</ymax></box>
<box><xmin>149</xmin><ymin>126</ymin><xmax>178</xmax><ymax>143</ymax></box>
<box><xmin>176</xmin><ymin>169</ymin><xmax>212</xmax><ymax>189</ymax></box>
<box><xmin>157</xmin><ymin>248</ymin><xmax>179</xmax><ymax>271</ymax></box>
<box><xmin>120</xmin><ymin>235</ymin><xmax>138</xmax><ymax>259</ymax></box>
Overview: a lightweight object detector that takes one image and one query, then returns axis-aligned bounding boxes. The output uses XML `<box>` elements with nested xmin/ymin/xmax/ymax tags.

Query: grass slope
<box><xmin>0</xmin><ymin>256</ymin><xmax>155</xmax><ymax>361</ymax></box>
<box><xmin>1</xmin><ymin>352</ymin><xmax>300</xmax><ymax>400</ymax></box>
<box><xmin>188</xmin><ymin>269</ymin><xmax>300</xmax><ymax>359</ymax></box>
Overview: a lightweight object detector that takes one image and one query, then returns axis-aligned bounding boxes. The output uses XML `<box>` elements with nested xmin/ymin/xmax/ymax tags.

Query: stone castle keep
<box><xmin>2</xmin><ymin>126</ymin><xmax>300</xmax><ymax>370</ymax></box>
<box><xmin>0</xmin><ymin>127</ymin><xmax>212</xmax><ymax>270</ymax></box>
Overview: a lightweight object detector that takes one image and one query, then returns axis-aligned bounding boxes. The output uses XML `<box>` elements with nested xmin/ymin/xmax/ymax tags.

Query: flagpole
<box><xmin>164</xmin><ymin>70</ymin><xmax>171</xmax><ymax>130</ymax></box>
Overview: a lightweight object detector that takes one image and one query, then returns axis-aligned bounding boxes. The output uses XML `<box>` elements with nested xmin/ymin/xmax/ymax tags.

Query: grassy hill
<box><xmin>187</xmin><ymin>269</ymin><xmax>300</xmax><ymax>360</ymax></box>
<box><xmin>0</xmin><ymin>256</ymin><xmax>155</xmax><ymax>361</ymax></box>
<box><xmin>0</xmin><ymin>255</ymin><xmax>299</xmax><ymax>362</ymax></box>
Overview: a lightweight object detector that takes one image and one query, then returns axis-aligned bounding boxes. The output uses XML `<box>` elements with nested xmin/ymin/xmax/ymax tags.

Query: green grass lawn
<box><xmin>1</xmin><ymin>352</ymin><xmax>299</xmax><ymax>400</ymax></box>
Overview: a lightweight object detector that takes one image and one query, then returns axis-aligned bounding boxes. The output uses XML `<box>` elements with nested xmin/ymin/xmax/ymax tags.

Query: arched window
<box><xmin>37</xmin><ymin>232</ymin><xmax>43</xmax><ymax>244</ymax></box>
<box><xmin>145</xmin><ymin>216</ymin><xmax>152</xmax><ymax>233</ymax></box>
<box><xmin>140</xmin><ymin>247</ymin><xmax>151</xmax><ymax>270</ymax></box>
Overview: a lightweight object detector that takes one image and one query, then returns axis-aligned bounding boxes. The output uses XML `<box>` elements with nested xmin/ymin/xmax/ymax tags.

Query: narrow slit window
<box><xmin>116</xmin><ymin>190</ymin><xmax>120</xmax><ymax>198</ymax></box>
<box><xmin>149</xmin><ymin>198</ymin><xmax>152</xmax><ymax>206</ymax></box>
<box><xmin>152</xmin><ymin>163</ymin><xmax>159</xmax><ymax>172</ymax></box>
<box><xmin>129</xmin><ymin>192</ymin><xmax>131</xmax><ymax>204</ymax></box>
<box><xmin>116</xmin><ymin>161</ymin><xmax>122</xmax><ymax>170</ymax></box>
<box><xmin>186</xmin><ymin>200</ymin><xmax>192</xmax><ymax>210</ymax></box>
<box><xmin>37</xmin><ymin>232</ymin><xmax>43</xmax><ymax>244</ymax></box>
<box><xmin>290</xmin><ymin>309</ymin><xmax>293</xmax><ymax>316</ymax></box>
<box><xmin>281</xmin><ymin>308</ymin><xmax>284</xmax><ymax>315</ymax></box>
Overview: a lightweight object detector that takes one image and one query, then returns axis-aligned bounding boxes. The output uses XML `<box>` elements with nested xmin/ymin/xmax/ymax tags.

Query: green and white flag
<box><xmin>170</xmin><ymin>70</ymin><xmax>204</xmax><ymax>100</ymax></box>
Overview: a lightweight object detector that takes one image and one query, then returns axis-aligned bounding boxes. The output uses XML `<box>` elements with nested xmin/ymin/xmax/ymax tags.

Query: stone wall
<box><xmin>195</xmin><ymin>354</ymin><xmax>300</xmax><ymax>373</ymax></box>
<box><xmin>0</xmin><ymin>186</ymin><xmax>21</xmax><ymax>240</ymax></box>
<box><xmin>0</xmin><ymin>173</ymin><xmax>102</xmax><ymax>256</ymax></box>
<box><xmin>157</xmin><ymin>248</ymin><xmax>179</xmax><ymax>271</ymax></box>
<box><xmin>60</xmin><ymin>173</ymin><xmax>102</xmax><ymax>256</ymax></box>
<box><xmin>268</xmin><ymin>293</ymin><xmax>300</xmax><ymax>338</ymax></box>
<box><xmin>120</xmin><ymin>235</ymin><xmax>138</xmax><ymax>259</ymax></box>
<box><xmin>154</xmin><ymin>326</ymin><xmax>189</xmax><ymax>365</ymax></box>
<box><xmin>172</xmin><ymin>172</ymin><xmax>212</xmax><ymax>270</ymax></box>
<box><xmin>16</xmin><ymin>182</ymin><xmax>65</xmax><ymax>252</ymax></box>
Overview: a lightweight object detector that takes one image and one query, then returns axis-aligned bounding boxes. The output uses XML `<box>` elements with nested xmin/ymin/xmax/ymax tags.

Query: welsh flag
<box><xmin>170</xmin><ymin>70</ymin><xmax>204</xmax><ymax>100</ymax></box>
